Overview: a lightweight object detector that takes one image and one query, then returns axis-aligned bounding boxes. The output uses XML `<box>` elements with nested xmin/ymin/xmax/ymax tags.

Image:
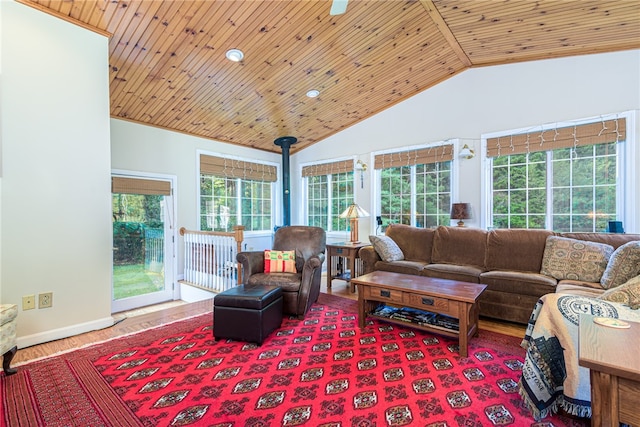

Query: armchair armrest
<box><xmin>236</xmin><ymin>251</ymin><xmax>265</xmax><ymax>284</ymax></box>
<box><xmin>296</xmin><ymin>253</ymin><xmax>326</xmax><ymax>317</ymax></box>
<box><xmin>302</xmin><ymin>253</ymin><xmax>325</xmax><ymax>279</ymax></box>
<box><xmin>358</xmin><ymin>245</ymin><xmax>380</xmax><ymax>275</ymax></box>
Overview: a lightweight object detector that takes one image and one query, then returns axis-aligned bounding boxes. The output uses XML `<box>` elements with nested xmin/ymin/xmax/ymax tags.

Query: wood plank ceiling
<box><xmin>20</xmin><ymin>0</ymin><xmax>640</xmax><ymax>154</ymax></box>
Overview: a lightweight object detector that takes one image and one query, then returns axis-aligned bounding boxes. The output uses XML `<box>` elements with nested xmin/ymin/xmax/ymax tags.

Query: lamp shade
<box><xmin>339</xmin><ymin>203</ymin><xmax>370</xmax><ymax>219</ymax></box>
<box><xmin>339</xmin><ymin>203</ymin><xmax>369</xmax><ymax>244</ymax></box>
<box><xmin>451</xmin><ymin>203</ymin><xmax>471</xmax><ymax>227</ymax></box>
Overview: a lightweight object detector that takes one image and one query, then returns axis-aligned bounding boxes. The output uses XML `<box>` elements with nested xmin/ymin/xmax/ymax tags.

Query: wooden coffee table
<box><xmin>351</xmin><ymin>271</ymin><xmax>487</xmax><ymax>357</ymax></box>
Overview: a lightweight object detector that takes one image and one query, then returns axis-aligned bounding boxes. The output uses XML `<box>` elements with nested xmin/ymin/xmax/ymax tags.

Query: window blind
<box><xmin>111</xmin><ymin>177</ymin><xmax>171</xmax><ymax>196</ymax></box>
<box><xmin>200</xmin><ymin>154</ymin><xmax>277</xmax><ymax>182</ymax></box>
<box><xmin>301</xmin><ymin>159</ymin><xmax>354</xmax><ymax>177</ymax></box>
<box><xmin>486</xmin><ymin>118</ymin><xmax>626</xmax><ymax>158</ymax></box>
<box><xmin>374</xmin><ymin>145</ymin><xmax>454</xmax><ymax>169</ymax></box>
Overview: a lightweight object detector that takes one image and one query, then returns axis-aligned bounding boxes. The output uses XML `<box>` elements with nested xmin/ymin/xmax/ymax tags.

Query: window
<box><xmin>302</xmin><ymin>160</ymin><xmax>354</xmax><ymax>231</ymax></box>
<box><xmin>375</xmin><ymin>145</ymin><xmax>453</xmax><ymax>229</ymax></box>
<box><xmin>199</xmin><ymin>154</ymin><xmax>277</xmax><ymax>232</ymax></box>
<box><xmin>487</xmin><ymin>116</ymin><xmax>627</xmax><ymax>232</ymax></box>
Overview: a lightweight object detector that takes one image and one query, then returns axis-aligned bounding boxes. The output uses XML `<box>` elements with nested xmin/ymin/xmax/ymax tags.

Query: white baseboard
<box><xmin>17</xmin><ymin>316</ymin><xmax>115</xmax><ymax>349</ymax></box>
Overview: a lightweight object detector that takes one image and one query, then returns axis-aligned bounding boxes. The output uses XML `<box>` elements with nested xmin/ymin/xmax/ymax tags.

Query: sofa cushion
<box><xmin>599</xmin><ymin>275</ymin><xmax>640</xmax><ymax>309</ymax></box>
<box><xmin>431</xmin><ymin>226</ymin><xmax>487</xmax><ymax>268</ymax></box>
<box><xmin>555</xmin><ymin>280</ymin><xmax>605</xmax><ymax>297</ymax></box>
<box><xmin>485</xmin><ymin>228</ymin><xmax>554</xmax><ymax>272</ymax></box>
<box><xmin>374</xmin><ymin>260</ymin><xmax>428</xmax><ymax>276</ymax></box>
<box><xmin>600</xmin><ymin>241</ymin><xmax>640</xmax><ymax>289</ymax></box>
<box><xmin>423</xmin><ymin>264</ymin><xmax>483</xmax><ymax>283</ymax></box>
<box><xmin>385</xmin><ymin>224</ymin><xmax>435</xmax><ymax>262</ymax></box>
<box><xmin>560</xmin><ymin>232</ymin><xmax>640</xmax><ymax>250</ymax></box>
<box><xmin>479</xmin><ymin>270</ymin><xmax>557</xmax><ymax>297</ymax></box>
<box><xmin>369</xmin><ymin>235</ymin><xmax>404</xmax><ymax>262</ymax></box>
<box><xmin>540</xmin><ymin>236</ymin><xmax>613</xmax><ymax>282</ymax></box>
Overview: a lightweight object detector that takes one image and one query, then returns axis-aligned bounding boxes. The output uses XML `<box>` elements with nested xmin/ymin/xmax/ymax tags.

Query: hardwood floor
<box><xmin>12</xmin><ymin>278</ymin><xmax>525</xmax><ymax>367</ymax></box>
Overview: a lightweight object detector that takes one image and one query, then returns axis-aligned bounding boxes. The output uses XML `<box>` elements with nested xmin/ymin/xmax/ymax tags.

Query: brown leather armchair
<box><xmin>236</xmin><ymin>226</ymin><xmax>326</xmax><ymax>319</ymax></box>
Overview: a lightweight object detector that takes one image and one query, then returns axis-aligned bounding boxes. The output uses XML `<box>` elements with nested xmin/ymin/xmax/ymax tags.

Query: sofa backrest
<box><xmin>431</xmin><ymin>226</ymin><xmax>487</xmax><ymax>268</ymax></box>
<box><xmin>485</xmin><ymin>228</ymin><xmax>554</xmax><ymax>272</ymax></box>
<box><xmin>385</xmin><ymin>224</ymin><xmax>435</xmax><ymax>262</ymax></box>
<box><xmin>560</xmin><ymin>232</ymin><xmax>640</xmax><ymax>249</ymax></box>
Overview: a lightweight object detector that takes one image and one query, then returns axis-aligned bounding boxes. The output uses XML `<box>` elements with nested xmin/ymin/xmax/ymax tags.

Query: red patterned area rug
<box><xmin>1</xmin><ymin>294</ymin><xmax>587</xmax><ymax>426</ymax></box>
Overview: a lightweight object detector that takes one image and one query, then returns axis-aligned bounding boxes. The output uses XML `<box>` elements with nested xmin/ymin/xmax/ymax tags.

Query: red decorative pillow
<box><xmin>264</xmin><ymin>250</ymin><xmax>296</xmax><ymax>273</ymax></box>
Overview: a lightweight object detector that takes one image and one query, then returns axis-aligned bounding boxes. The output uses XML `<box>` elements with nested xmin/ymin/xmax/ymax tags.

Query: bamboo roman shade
<box><xmin>301</xmin><ymin>159</ymin><xmax>354</xmax><ymax>177</ymax></box>
<box><xmin>112</xmin><ymin>177</ymin><xmax>171</xmax><ymax>196</ymax></box>
<box><xmin>486</xmin><ymin>118</ymin><xmax>626</xmax><ymax>157</ymax></box>
<box><xmin>200</xmin><ymin>154</ymin><xmax>277</xmax><ymax>182</ymax></box>
<box><xmin>374</xmin><ymin>145</ymin><xmax>454</xmax><ymax>169</ymax></box>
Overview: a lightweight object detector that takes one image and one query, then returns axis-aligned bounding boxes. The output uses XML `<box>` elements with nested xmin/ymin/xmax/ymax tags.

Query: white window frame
<box><xmin>196</xmin><ymin>151</ymin><xmax>279</xmax><ymax>236</ymax></box>
<box><xmin>371</xmin><ymin>140</ymin><xmax>460</xmax><ymax>230</ymax></box>
<box><xmin>300</xmin><ymin>157</ymin><xmax>356</xmax><ymax>238</ymax></box>
<box><xmin>481</xmin><ymin>111</ymin><xmax>636</xmax><ymax>232</ymax></box>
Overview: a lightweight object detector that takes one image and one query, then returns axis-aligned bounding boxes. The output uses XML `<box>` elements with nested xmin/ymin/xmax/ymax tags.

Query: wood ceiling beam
<box><xmin>419</xmin><ymin>0</ymin><xmax>472</xmax><ymax>67</ymax></box>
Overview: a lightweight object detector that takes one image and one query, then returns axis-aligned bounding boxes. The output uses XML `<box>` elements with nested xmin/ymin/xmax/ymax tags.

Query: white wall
<box><xmin>1</xmin><ymin>1</ymin><xmax>113</xmax><ymax>346</ymax></box>
<box><xmin>110</xmin><ymin>119</ymin><xmax>282</xmax><ymax>270</ymax></box>
<box><xmin>293</xmin><ymin>50</ymin><xmax>640</xmax><ymax>237</ymax></box>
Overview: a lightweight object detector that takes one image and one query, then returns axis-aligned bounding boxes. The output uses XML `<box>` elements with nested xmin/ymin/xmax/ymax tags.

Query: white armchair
<box><xmin>1</xmin><ymin>304</ymin><xmax>18</xmax><ymax>376</ymax></box>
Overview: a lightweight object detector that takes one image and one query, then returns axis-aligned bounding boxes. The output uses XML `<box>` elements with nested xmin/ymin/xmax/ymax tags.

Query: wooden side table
<box><xmin>326</xmin><ymin>242</ymin><xmax>368</xmax><ymax>292</ymax></box>
<box><xmin>578</xmin><ymin>314</ymin><xmax>640</xmax><ymax>427</ymax></box>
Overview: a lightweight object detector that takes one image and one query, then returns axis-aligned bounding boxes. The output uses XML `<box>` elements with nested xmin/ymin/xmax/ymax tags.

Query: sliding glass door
<box><xmin>111</xmin><ymin>174</ymin><xmax>176</xmax><ymax>313</ymax></box>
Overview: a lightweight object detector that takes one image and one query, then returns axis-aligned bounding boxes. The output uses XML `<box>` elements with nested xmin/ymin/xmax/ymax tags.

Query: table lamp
<box><xmin>339</xmin><ymin>203</ymin><xmax>369</xmax><ymax>244</ymax></box>
<box><xmin>451</xmin><ymin>203</ymin><xmax>471</xmax><ymax>227</ymax></box>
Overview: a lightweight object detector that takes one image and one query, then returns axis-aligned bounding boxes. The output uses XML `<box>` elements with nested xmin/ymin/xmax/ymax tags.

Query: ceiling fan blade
<box><xmin>330</xmin><ymin>0</ymin><xmax>348</xmax><ymax>15</ymax></box>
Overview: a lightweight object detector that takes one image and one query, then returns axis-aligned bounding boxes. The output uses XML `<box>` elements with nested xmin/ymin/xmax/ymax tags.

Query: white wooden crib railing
<box><xmin>179</xmin><ymin>226</ymin><xmax>244</xmax><ymax>293</ymax></box>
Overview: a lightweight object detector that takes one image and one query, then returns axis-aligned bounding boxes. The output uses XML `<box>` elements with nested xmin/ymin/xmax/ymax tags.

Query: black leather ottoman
<box><xmin>213</xmin><ymin>285</ymin><xmax>283</xmax><ymax>345</ymax></box>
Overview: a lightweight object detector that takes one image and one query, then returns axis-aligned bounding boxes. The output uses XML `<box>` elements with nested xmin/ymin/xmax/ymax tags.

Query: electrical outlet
<box><xmin>22</xmin><ymin>294</ymin><xmax>36</xmax><ymax>310</ymax></box>
<box><xmin>39</xmin><ymin>292</ymin><xmax>53</xmax><ymax>309</ymax></box>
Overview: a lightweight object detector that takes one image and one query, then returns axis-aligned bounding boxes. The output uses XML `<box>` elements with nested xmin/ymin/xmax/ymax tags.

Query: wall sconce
<box><xmin>355</xmin><ymin>159</ymin><xmax>368</xmax><ymax>188</ymax></box>
<box><xmin>459</xmin><ymin>144</ymin><xmax>475</xmax><ymax>159</ymax></box>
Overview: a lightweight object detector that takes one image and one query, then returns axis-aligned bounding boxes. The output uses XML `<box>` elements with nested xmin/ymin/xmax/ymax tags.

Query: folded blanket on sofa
<box><xmin>518</xmin><ymin>293</ymin><xmax>640</xmax><ymax>420</ymax></box>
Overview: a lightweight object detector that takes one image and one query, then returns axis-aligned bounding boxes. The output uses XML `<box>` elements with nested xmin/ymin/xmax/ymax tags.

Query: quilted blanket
<box><xmin>518</xmin><ymin>293</ymin><xmax>640</xmax><ymax>420</ymax></box>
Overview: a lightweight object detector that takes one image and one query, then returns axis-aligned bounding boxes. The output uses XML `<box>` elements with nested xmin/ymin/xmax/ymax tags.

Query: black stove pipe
<box><xmin>274</xmin><ymin>136</ymin><xmax>298</xmax><ymax>227</ymax></box>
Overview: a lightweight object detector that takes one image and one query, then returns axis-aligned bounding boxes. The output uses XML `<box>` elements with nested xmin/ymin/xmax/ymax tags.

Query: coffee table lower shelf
<box><xmin>368</xmin><ymin>312</ymin><xmax>462</xmax><ymax>338</ymax></box>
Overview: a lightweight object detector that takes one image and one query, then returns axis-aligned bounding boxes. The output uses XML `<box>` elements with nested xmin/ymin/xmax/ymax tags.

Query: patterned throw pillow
<box><xmin>600</xmin><ymin>241</ymin><xmax>640</xmax><ymax>289</ymax></box>
<box><xmin>599</xmin><ymin>274</ymin><xmax>640</xmax><ymax>309</ymax></box>
<box><xmin>369</xmin><ymin>235</ymin><xmax>404</xmax><ymax>262</ymax></box>
<box><xmin>540</xmin><ymin>236</ymin><xmax>613</xmax><ymax>282</ymax></box>
<box><xmin>264</xmin><ymin>250</ymin><xmax>296</xmax><ymax>273</ymax></box>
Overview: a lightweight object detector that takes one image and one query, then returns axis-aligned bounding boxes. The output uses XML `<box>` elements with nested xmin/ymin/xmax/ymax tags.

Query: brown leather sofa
<box><xmin>236</xmin><ymin>226</ymin><xmax>326</xmax><ymax>319</ymax></box>
<box><xmin>359</xmin><ymin>224</ymin><xmax>640</xmax><ymax>324</ymax></box>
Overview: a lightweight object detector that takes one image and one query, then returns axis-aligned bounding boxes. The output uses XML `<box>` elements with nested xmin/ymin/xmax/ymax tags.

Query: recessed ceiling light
<box><xmin>225</xmin><ymin>48</ymin><xmax>244</xmax><ymax>62</ymax></box>
<box><xmin>306</xmin><ymin>89</ymin><xmax>320</xmax><ymax>98</ymax></box>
